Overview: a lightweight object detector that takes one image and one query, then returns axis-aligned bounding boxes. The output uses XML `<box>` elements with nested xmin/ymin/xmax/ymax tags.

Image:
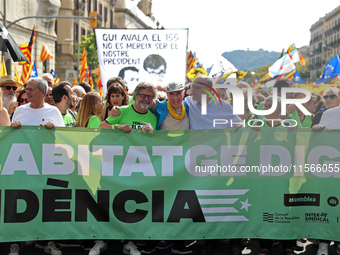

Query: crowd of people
<box><xmin>0</xmin><ymin>73</ymin><xmax>338</xmax><ymax>255</ymax></box>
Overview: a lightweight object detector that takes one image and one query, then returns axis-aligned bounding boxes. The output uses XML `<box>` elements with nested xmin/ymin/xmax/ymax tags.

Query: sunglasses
<box><xmin>323</xmin><ymin>95</ymin><xmax>337</xmax><ymax>100</ymax></box>
<box><xmin>19</xmin><ymin>98</ymin><xmax>28</xmax><ymax>104</ymax></box>
<box><xmin>4</xmin><ymin>86</ymin><xmax>17</xmax><ymax>91</ymax></box>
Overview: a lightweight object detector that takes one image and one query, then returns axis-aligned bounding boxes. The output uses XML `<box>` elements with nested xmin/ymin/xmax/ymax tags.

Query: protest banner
<box><xmin>95</xmin><ymin>29</ymin><xmax>188</xmax><ymax>96</ymax></box>
<box><xmin>0</xmin><ymin>126</ymin><xmax>340</xmax><ymax>242</ymax></box>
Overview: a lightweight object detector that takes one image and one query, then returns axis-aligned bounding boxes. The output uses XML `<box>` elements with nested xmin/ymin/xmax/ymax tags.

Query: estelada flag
<box><xmin>39</xmin><ymin>43</ymin><xmax>53</xmax><ymax>62</ymax></box>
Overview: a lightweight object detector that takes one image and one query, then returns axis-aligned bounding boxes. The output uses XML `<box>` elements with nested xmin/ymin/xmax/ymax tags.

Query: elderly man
<box><xmin>0</xmin><ymin>75</ymin><xmax>22</xmax><ymax>111</ymax></box>
<box><xmin>184</xmin><ymin>74</ymin><xmax>241</xmax><ymax>129</ymax></box>
<box><xmin>42</xmin><ymin>73</ymin><xmax>54</xmax><ymax>87</ymax></box>
<box><xmin>72</xmin><ymin>85</ymin><xmax>86</xmax><ymax>98</ymax></box>
<box><xmin>11</xmin><ymin>77</ymin><xmax>64</xmax><ymax>130</ymax></box>
<box><xmin>150</xmin><ymin>81</ymin><xmax>189</xmax><ymax>130</ymax></box>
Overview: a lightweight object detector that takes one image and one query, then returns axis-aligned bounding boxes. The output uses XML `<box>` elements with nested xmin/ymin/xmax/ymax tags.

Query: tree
<box><xmin>74</xmin><ymin>32</ymin><xmax>98</xmax><ymax>68</ymax></box>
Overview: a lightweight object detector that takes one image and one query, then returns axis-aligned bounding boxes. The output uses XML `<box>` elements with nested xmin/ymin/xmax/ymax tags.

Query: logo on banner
<box><xmin>327</xmin><ymin>196</ymin><xmax>339</xmax><ymax>207</ymax></box>
<box><xmin>284</xmin><ymin>193</ymin><xmax>320</xmax><ymax>207</ymax></box>
<box><xmin>305</xmin><ymin>213</ymin><xmax>329</xmax><ymax>223</ymax></box>
<box><xmin>263</xmin><ymin>213</ymin><xmax>274</xmax><ymax>223</ymax></box>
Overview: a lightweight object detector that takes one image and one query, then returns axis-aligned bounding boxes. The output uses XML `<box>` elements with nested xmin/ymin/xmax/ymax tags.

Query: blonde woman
<box><xmin>0</xmin><ymin>88</ymin><xmax>10</xmax><ymax>126</ymax></box>
<box><xmin>76</xmin><ymin>92</ymin><xmax>103</xmax><ymax>128</ymax></box>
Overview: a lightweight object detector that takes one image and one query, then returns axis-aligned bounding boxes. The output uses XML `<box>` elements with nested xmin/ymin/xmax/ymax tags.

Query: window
<box><xmin>94</xmin><ymin>0</ymin><xmax>97</xmax><ymax>11</ymax></box>
<box><xmin>99</xmin><ymin>3</ymin><xmax>102</xmax><ymax>15</ymax></box>
<box><xmin>88</xmin><ymin>0</ymin><xmax>91</xmax><ymax>13</ymax></box>
<box><xmin>104</xmin><ymin>7</ymin><xmax>107</xmax><ymax>23</ymax></box>
<box><xmin>74</xmin><ymin>23</ymin><xmax>78</xmax><ymax>43</ymax></box>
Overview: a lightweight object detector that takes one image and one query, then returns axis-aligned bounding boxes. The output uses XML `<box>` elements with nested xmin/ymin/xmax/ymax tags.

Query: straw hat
<box><xmin>0</xmin><ymin>76</ymin><xmax>23</xmax><ymax>91</ymax></box>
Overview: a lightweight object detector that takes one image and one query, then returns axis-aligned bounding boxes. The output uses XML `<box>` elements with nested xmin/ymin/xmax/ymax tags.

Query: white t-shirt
<box><xmin>319</xmin><ymin>106</ymin><xmax>340</xmax><ymax>129</ymax></box>
<box><xmin>12</xmin><ymin>103</ymin><xmax>65</xmax><ymax>127</ymax></box>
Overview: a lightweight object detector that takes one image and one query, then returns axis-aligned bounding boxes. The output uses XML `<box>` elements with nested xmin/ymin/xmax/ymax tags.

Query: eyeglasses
<box><xmin>4</xmin><ymin>86</ymin><xmax>17</xmax><ymax>91</ymax></box>
<box><xmin>138</xmin><ymin>94</ymin><xmax>153</xmax><ymax>100</ymax></box>
<box><xmin>19</xmin><ymin>98</ymin><xmax>28</xmax><ymax>104</ymax></box>
<box><xmin>147</xmin><ymin>70</ymin><xmax>166</xmax><ymax>77</ymax></box>
<box><xmin>323</xmin><ymin>95</ymin><xmax>337</xmax><ymax>100</ymax></box>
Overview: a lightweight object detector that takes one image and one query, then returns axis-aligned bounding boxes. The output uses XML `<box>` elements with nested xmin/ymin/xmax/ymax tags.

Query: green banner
<box><xmin>0</xmin><ymin>126</ymin><xmax>340</xmax><ymax>242</ymax></box>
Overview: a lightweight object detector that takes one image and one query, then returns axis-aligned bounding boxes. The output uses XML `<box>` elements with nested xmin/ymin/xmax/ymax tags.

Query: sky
<box><xmin>152</xmin><ymin>0</ymin><xmax>340</xmax><ymax>68</ymax></box>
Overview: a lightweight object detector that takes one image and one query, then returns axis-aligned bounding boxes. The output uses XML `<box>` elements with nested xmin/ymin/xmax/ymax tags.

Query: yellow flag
<box><xmin>1</xmin><ymin>56</ymin><xmax>7</xmax><ymax>77</ymax></box>
<box><xmin>236</xmin><ymin>71</ymin><xmax>248</xmax><ymax>83</ymax></box>
<box><xmin>187</xmin><ymin>68</ymin><xmax>208</xmax><ymax>82</ymax></box>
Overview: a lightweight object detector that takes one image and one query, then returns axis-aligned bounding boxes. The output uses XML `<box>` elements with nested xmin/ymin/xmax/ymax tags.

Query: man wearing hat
<box><xmin>0</xmin><ymin>75</ymin><xmax>22</xmax><ymax>111</ymax></box>
<box><xmin>150</xmin><ymin>81</ymin><xmax>189</xmax><ymax>130</ymax></box>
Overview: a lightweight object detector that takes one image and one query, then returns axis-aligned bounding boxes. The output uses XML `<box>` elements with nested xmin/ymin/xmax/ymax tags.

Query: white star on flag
<box><xmin>240</xmin><ymin>199</ymin><xmax>252</xmax><ymax>212</ymax></box>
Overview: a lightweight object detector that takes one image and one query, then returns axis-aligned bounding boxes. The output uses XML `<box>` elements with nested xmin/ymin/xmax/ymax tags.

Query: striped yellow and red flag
<box><xmin>259</xmin><ymin>73</ymin><xmax>271</xmax><ymax>83</ymax></box>
<box><xmin>186</xmin><ymin>51</ymin><xmax>197</xmax><ymax>73</ymax></box>
<box><xmin>14</xmin><ymin>66</ymin><xmax>21</xmax><ymax>84</ymax></box>
<box><xmin>97</xmin><ymin>71</ymin><xmax>103</xmax><ymax>97</ymax></box>
<box><xmin>88</xmin><ymin>63</ymin><xmax>94</xmax><ymax>88</ymax></box>
<box><xmin>79</xmin><ymin>48</ymin><xmax>88</xmax><ymax>83</ymax></box>
<box><xmin>72</xmin><ymin>75</ymin><xmax>78</xmax><ymax>87</ymax></box>
<box><xmin>39</xmin><ymin>43</ymin><xmax>53</xmax><ymax>62</ymax></box>
<box><xmin>284</xmin><ymin>69</ymin><xmax>295</xmax><ymax>80</ymax></box>
<box><xmin>21</xmin><ymin>62</ymin><xmax>34</xmax><ymax>83</ymax></box>
<box><xmin>19</xmin><ymin>26</ymin><xmax>35</xmax><ymax>65</ymax></box>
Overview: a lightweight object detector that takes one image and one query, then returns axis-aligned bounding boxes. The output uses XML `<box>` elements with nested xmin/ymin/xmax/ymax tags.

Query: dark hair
<box><xmin>132</xmin><ymin>82</ymin><xmax>157</xmax><ymax>101</ymax></box>
<box><xmin>118</xmin><ymin>66</ymin><xmax>139</xmax><ymax>80</ymax></box>
<box><xmin>105</xmin><ymin>83</ymin><xmax>129</xmax><ymax>108</ymax></box>
<box><xmin>106</xmin><ymin>76</ymin><xmax>126</xmax><ymax>90</ymax></box>
<box><xmin>273</xmin><ymin>78</ymin><xmax>292</xmax><ymax>94</ymax></box>
<box><xmin>52</xmin><ymin>81</ymin><xmax>71</xmax><ymax>103</ymax></box>
<box><xmin>79</xmin><ymin>82</ymin><xmax>93</xmax><ymax>93</ymax></box>
<box><xmin>143</xmin><ymin>54</ymin><xmax>167</xmax><ymax>71</ymax></box>
<box><xmin>17</xmin><ymin>89</ymin><xmax>27</xmax><ymax>106</ymax></box>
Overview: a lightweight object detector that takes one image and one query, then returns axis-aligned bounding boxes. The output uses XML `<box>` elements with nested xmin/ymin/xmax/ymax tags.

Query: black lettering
<box><xmin>75</xmin><ymin>190</ymin><xmax>109</xmax><ymax>222</ymax></box>
<box><xmin>113</xmin><ymin>190</ymin><xmax>147</xmax><ymax>223</ymax></box>
<box><xmin>5</xmin><ymin>190</ymin><xmax>39</xmax><ymax>223</ymax></box>
<box><xmin>167</xmin><ymin>190</ymin><xmax>205</xmax><ymax>222</ymax></box>
<box><xmin>152</xmin><ymin>191</ymin><xmax>164</xmax><ymax>222</ymax></box>
<box><xmin>43</xmin><ymin>189</ymin><xmax>71</xmax><ymax>222</ymax></box>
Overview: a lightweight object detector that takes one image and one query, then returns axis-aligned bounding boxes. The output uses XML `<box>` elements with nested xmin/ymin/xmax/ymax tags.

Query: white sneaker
<box><xmin>89</xmin><ymin>240</ymin><xmax>107</xmax><ymax>255</ymax></box>
<box><xmin>9</xmin><ymin>244</ymin><xmax>20</xmax><ymax>255</ymax></box>
<box><xmin>44</xmin><ymin>242</ymin><xmax>62</xmax><ymax>255</ymax></box>
<box><xmin>123</xmin><ymin>241</ymin><xmax>141</xmax><ymax>255</ymax></box>
<box><xmin>316</xmin><ymin>242</ymin><xmax>329</xmax><ymax>255</ymax></box>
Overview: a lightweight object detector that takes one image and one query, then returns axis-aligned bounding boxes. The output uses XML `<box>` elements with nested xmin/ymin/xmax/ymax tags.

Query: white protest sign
<box><xmin>95</xmin><ymin>29</ymin><xmax>188</xmax><ymax>96</ymax></box>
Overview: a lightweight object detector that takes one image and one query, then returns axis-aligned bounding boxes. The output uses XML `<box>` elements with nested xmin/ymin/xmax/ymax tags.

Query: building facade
<box><xmin>56</xmin><ymin>0</ymin><xmax>157</xmax><ymax>81</ymax></box>
<box><xmin>0</xmin><ymin>0</ymin><xmax>157</xmax><ymax>81</ymax></box>
<box><xmin>0</xmin><ymin>0</ymin><xmax>60</xmax><ymax>78</ymax></box>
<box><xmin>309</xmin><ymin>5</ymin><xmax>340</xmax><ymax>79</ymax></box>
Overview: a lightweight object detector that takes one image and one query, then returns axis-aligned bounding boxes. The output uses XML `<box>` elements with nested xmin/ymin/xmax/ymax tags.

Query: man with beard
<box><xmin>0</xmin><ymin>75</ymin><xmax>22</xmax><ymax>112</ymax></box>
<box><xmin>52</xmin><ymin>81</ymin><xmax>76</xmax><ymax>127</ymax></box>
<box><xmin>99</xmin><ymin>81</ymin><xmax>157</xmax><ymax>133</ymax></box>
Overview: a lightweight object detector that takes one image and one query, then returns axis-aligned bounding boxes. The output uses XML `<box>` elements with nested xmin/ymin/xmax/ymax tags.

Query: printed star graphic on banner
<box><xmin>240</xmin><ymin>199</ymin><xmax>252</xmax><ymax>212</ymax></box>
<box><xmin>294</xmin><ymin>76</ymin><xmax>300</xmax><ymax>82</ymax></box>
<box><xmin>31</xmin><ymin>70</ymin><xmax>36</xmax><ymax>76</ymax></box>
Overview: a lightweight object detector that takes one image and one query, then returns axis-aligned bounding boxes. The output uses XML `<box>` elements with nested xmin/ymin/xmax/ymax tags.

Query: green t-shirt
<box><xmin>88</xmin><ymin>115</ymin><xmax>102</xmax><ymax>128</ymax></box>
<box><xmin>106</xmin><ymin>105</ymin><xmax>157</xmax><ymax>130</ymax></box>
<box><xmin>256</xmin><ymin>101</ymin><xmax>302</xmax><ymax>127</ymax></box>
<box><xmin>63</xmin><ymin>110</ymin><xmax>76</xmax><ymax>127</ymax></box>
<box><xmin>301</xmin><ymin>114</ymin><xmax>312</xmax><ymax>128</ymax></box>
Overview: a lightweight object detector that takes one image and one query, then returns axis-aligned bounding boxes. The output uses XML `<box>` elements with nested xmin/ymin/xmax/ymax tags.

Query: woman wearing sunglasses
<box><xmin>312</xmin><ymin>87</ymin><xmax>340</xmax><ymax>126</ymax></box>
<box><xmin>8</xmin><ymin>89</ymin><xmax>28</xmax><ymax>120</ymax></box>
